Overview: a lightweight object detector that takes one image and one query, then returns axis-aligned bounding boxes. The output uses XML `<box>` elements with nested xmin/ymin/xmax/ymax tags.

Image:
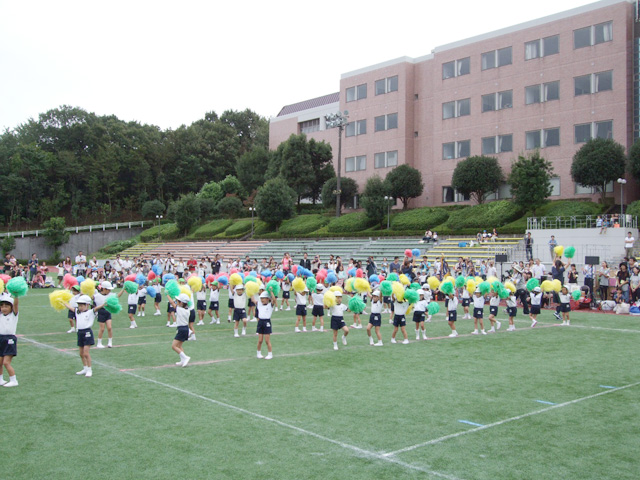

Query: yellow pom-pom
<box><xmin>245</xmin><ymin>281</ymin><xmax>260</xmax><ymax>297</ymax></box>
<box><xmin>486</xmin><ymin>276</ymin><xmax>499</xmax><ymax>285</ymax></box>
<box><xmin>329</xmin><ymin>285</ymin><xmax>343</xmax><ymax>294</ymax></box>
<box><xmin>554</xmin><ymin>245</ymin><xmax>564</xmax><ymax>257</ymax></box>
<box><xmin>399</xmin><ymin>274</ymin><xmax>410</xmax><ymax>286</ymax></box>
<box><xmin>551</xmin><ymin>279</ymin><xmax>562</xmax><ymax>292</ymax></box>
<box><xmin>0</xmin><ymin>279</ymin><xmax>4</xmax><ymax>294</ymax></box>
<box><xmin>541</xmin><ymin>280</ymin><xmax>554</xmax><ymax>292</ymax></box>
<box><xmin>49</xmin><ymin>290</ymin><xmax>73</xmax><ymax>312</ymax></box>
<box><xmin>354</xmin><ymin>278</ymin><xmax>371</xmax><ymax>294</ymax></box>
<box><xmin>229</xmin><ymin>273</ymin><xmax>243</xmax><ymax>286</ymax></box>
<box><xmin>179</xmin><ymin>286</ymin><xmax>193</xmax><ymax>299</ymax></box>
<box><xmin>345</xmin><ymin>277</ymin><xmax>356</xmax><ymax>293</ymax></box>
<box><xmin>292</xmin><ymin>277</ymin><xmax>306</xmax><ymax>293</ymax></box>
<box><xmin>187</xmin><ymin>275</ymin><xmax>203</xmax><ymax>293</ymax></box>
<box><xmin>504</xmin><ymin>281</ymin><xmax>516</xmax><ymax>293</ymax></box>
<box><xmin>466</xmin><ymin>279</ymin><xmax>476</xmax><ymax>294</ymax></box>
<box><xmin>323</xmin><ymin>291</ymin><xmax>337</xmax><ymax>308</ymax></box>
<box><xmin>475</xmin><ymin>276</ymin><xmax>483</xmax><ymax>285</ymax></box>
<box><xmin>80</xmin><ymin>279</ymin><xmax>95</xmax><ymax>298</ymax></box>
<box><xmin>392</xmin><ymin>281</ymin><xmax>405</xmax><ymax>301</ymax></box>
<box><xmin>427</xmin><ymin>276</ymin><xmax>440</xmax><ymax>291</ymax></box>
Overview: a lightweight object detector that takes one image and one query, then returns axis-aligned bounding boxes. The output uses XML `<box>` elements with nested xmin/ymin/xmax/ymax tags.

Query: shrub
<box><xmin>537</xmin><ymin>200</ymin><xmax>602</xmax><ymax>217</ymax></box>
<box><xmin>218</xmin><ymin>196</ymin><xmax>243</xmax><ymax>218</ymax></box>
<box><xmin>279</xmin><ymin>215</ymin><xmax>330</xmax><ymax>235</ymax></box>
<box><xmin>626</xmin><ymin>200</ymin><xmax>640</xmax><ymax>219</ymax></box>
<box><xmin>391</xmin><ymin>207</ymin><xmax>450</xmax><ymax>231</ymax></box>
<box><xmin>192</xmin><ymin>219</ymin><xmax>233</xmax><ymax>239</ymax></box>
<box><xmin>140</xmin><ymin>200</ymin><xmax>166</xmax><ymax>219</ymax></box>
<box><xmin>99</xmin><ymin>239</ymin><xmax>138</xmax><ymax>255</ymax></box>
<box><xmin>224</xmin><ymin>219</ymin><xmax>252</xmax><ymax>236</ymax></box>
<box><xmin>327</xmin><ymin>212</ymin><xmax>377</xmax><ymax>233</ymax></box>
<box><xmin>0</xmin><ymin>236</ymin><xmax>16</xmax><ymax>256</ymax></box>
<box><xmin>445</xmin><ymin>201</ymin><xmax>523</xmax><ymax>231</ymax></box>
<box><xmin>140</xmin><ymin>223</ymin><xmax>180</xmax><ymax>242</ymax></box>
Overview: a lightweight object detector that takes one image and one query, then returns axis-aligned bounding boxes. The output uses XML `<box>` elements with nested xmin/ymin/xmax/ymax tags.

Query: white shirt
<box><xmin>137</xmin><ymin>288</ymin><xmax>147</xmax><ymax>299</ymax></box>
<box><xmin>282</xmin><ymin>282</ymin><xmax>291</xmax><ymax>292</ymax></box>
<box><xmin>329</xmin><ymin>303</ymin><xmax>348</xmax><ymax>317</ymax></box>
<box><xmin>233</xmin><ymin>292</ymin><xmax>247</xmax><ymax>309</ymax></box>
<box><xmin>532</xmin><ymin>264</ymin><xmax>546</xmax><ymax>279</ymax></box>
<box><xmin>447</xmin><ymin>297</ymin><xmax>458</xmax><ymax>311</ymax></box>
<box><xmin>311</xmin><ymin>292</ymin><xmax>324</xmax><ymax>306</ymax></box>
<box><xmin>506</xmin><ymin>296</ymin><xmax>517</xmax><ymax>308</ymax></box>
<box><xmin>209</xmin><ymin>288</ymin><xmax>220</xmax><ymax>302</ymax></box>
<box><xmin>487</xmin><ymin>266</ymin><xmax>497</xmax><ymax>278</ymax></box>
<box><xmin>75</xmin><ymin>309</ymin><xmax>95</xmax><ymax>330</ymax></box>
<box><xmin>393</xmin><ymin>300</ymin><xmax>409</xmax><ymax>315</ymax></box>
<box><xmin>489</xmin><ymin>296</ymin><xmax>500</xmax><ymax>307</ymax></box>
<box><xmin>414</xmin><ymin>299</ymin><xmax>428</xmax><ymax>312</ymax></box>
<box><xmin>472</xmin><ymin>295</ymin><xmax>485</xmax><ymax>308</ymax></box>
<box><xmin>625</xmin><ymin>236</ymin><xmax>635</xmax><ymax>248</ymax></box>
<box><xmin>559</xmin><ymin>293</ymin><xmax>571</xmax><ymax>304</ymax></box>
<box><xmin>0</xmin><ymin>312</ymin><xmax>18</xmax><ymax>335</ymax></box>
<box><xmin>176</xmin><ymin>306</ymin><xmax>190</xmax><ymax>326</ymax></box>
<box><xmin>196</xmin><ymin>290</ymin><xmax>206</xmax><ymax>301</ymax></box>
<box><xmin>127</xmin><ymin>293</ymin><xmax>138</xmax><ymax>305</ymax></box>
<box><xmin>256</xmin><ymin>302</ymin><xmax>274</xmax><ymax>320</ymax></box>
<box><xmin>94</xmin><ymin>292</ymin><xmax>110</xmax><ymax>307</ymax></box>
<box><xmin>295</xmin><ymin>292</ymin><xmax>308</xmax><ymax>305</ymax></box>
<box><xmin>75</xmin><ymin>255</ymin><xmax>86</xmax><ymax>265</ymax></box>
<box><xmin>530</xmin><ymin>292</ymin><xmax>542</xmax><ymax>306</ymax></box>
<box><xmin>370</xmin><ymin>300</ymin><xmax>382</xmax><ymax>314</ymax></box>
<box><xmin>122</xmin><ymin>260</ymin><xmax>132</xmax><ymax>271</ymax></box>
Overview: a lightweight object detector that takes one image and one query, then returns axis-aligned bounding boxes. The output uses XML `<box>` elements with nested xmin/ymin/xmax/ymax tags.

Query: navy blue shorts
<box><xmin>393</xmin><ymin>314</ymin><xmax>406</xmax><ymax>327</ymax></box>
<box><xmin>330</xmin><ymin>315</ymin><xmax>345</xmax><ymax>331</ymax></box>
<box><xmin>68</xmin><ymin>309</ymin><xmax>76</xmax><ymax>320</ymax></box>
<box><xmin>228</xmin><ymin>298</ymin><xmax>235</xmax><ymax>308</ymax></box>
<box><xmin>167</xmin><ymin>303</ymin><xmax>176</xmax><ymax>313</ymax></box>
<box><xmin>282</xmin><ymin>291</ymin><xmax>290</xmax><ymax>299</ymax></box>
<box><xmin>296</xmin><ymin>305</ymin><xmax>307</xmax><ymax>317</ymax></box>
<box><xmin>155</xmin><ymin>293</ymin><xmax>162</xmax><ymax>303</ymax></box>
<box><xmin>561</xmin><ymin>303</ymin><xmax>571</xmax><ymax>313</ymax></box>
<box><xmin>233</xmin><ymin>308</ymin><xmax>247</xmax><ymax>321</ymax></box>
<box><xmin>312</xmin><ymin>305</ymin><xmax>324</xmax><ymax>317</ymax></box>
<box><xmin>128</xmin><ymin>305</ymin><xmax>137</xmax><ymax>315</ymax></box>
<box><xmin>77</xmin><ymin>328</ymin><xmax>95</xmax><ymax>347</ymax></box>
<box><xmin>248</xmin><ymin>298</ymin><xmax>255</xmax><ymax>308</ymax></box>
<box><xmin>175</xmin><ymin>325</ymin><xmax>189</xmax><ymax>342</ymax></box>
<box><xmin>209</xmin><ymin>301</ymin><xmax>219</xmax><ymax>311</ymax></box>
<box><xmin>256</xmin><ymin>319</ymin><xmax>272</xmax><ymax>335</ymax></box>
<box><xmin>383</xmin><ymin>296</ymin><xmax>391</xmax><ymax>304</ymax></box>
<box><xmin>462</xmin><ymin>298</ymin><xmax>471</xmax><ymax>307</ymax></box>
<box><xmin>97</xmin><ymin>309</ymin><xmax>112</xmax><ymax>323</ymax></box>
<box><xmin>0</xmin><ymin>335</ymin><xmax>17</xmax><ymax>357</ymax></box>
<box><xmin>189</xmin><ymin>309</ymin><xmax>196</xmax><ymax>323</ymax></box>
<box><xmin>531</xmin><ymin>305</ymin><xmax>541</xmax><ymax>315</ymax></box>
<box><xmin>448</xmin><ymin>310</ymin><xmax>457</xmax><ymax>322</ymax></box>
<box><xmin>369</xmin><ymin>313</ymin><xmax>381</xmax><ymax>327</ymax></box>
<box><xmin>473</xmin><ymin>307</ymin><xmax>484</xmax><ymax>319</ymax></box>
<box><xmin>489</xmin><ymin>306</ymin><xmax>498</xmax><ymax>316</ymax></box>
<box><xmin>507</xmin><ymin>307</ymin><xmax>517</xmax><ymax>317</ymax></box>
<box><xmin>412</xmin><ymin>311</ymin><xmax>426</xmax><ymax>323</ymax></box>
<box><xmin>137</xmin><ymin>297</ymin><xmax>146</xmax><ymax>305</ymax></box>
<box><xmin>197</xmin><ymin>300</ymin><xmax>206</xmax><ymax>311</ymax></box>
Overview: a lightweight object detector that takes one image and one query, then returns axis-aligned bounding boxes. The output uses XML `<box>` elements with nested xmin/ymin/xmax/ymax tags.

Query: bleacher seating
<box><xmin>118</xmin><ymin>242</ymin><xmax>164</xmax><ymax>258</ymax></box>
<box><xmin>427</xmin><ymin>237</ymin><xmax>523</xmax><ymax>263</ymax></box>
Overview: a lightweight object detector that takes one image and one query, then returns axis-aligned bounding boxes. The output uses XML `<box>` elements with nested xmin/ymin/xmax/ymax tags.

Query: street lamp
<box><xmin>617</xmin><ymin>178</ymin><xmax>627</xmax><ymax>226</ymax></box>
<box><xmin>384</xmin><ymin>196</ymin><xmax>392</xmax><ymax>230</ymax></box>
<box><xmin>155</xmin><ymin>214</ymin><xmax>163</xmax><ymax>227</ymax></box>
<box><xmin>324</xmin><ymin>110</ymin><xmax>349</xmax><ymax>218</ymax></box>
<box><xmin>249</xmin><ymin>207</ymin><xmax>256</xmax><ymax>237</ymax></box>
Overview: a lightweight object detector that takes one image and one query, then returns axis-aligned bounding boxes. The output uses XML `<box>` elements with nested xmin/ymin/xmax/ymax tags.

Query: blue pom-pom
<box><xmin>152</xmin><ymin>264</ymin><xmax>162</xmax><ymax>275</ymax></box>
<box><xmin>262</xmin><ymin>269</ymin><xmax>272</xmax><ymax>278</ymax></box>
<box><xmin>326</xmin><ymin>273</ymin><xmax>338</xmax><ymax>284</ymax></box>
<box><xmin>287</xmin><ymin>273</ymin><xmax>295</xmax><ymax>281</ymax></box>
<box><xmin>76</xmin><ymin>275</ymin><xmax>85</xmax><ymax>284</ymax></box>
<box><xmin>249</xmin><ymin>271</ymin><xmax>257</xmax><ymax>277</ymax></box>
<box><xmin>162</xmin><ymin>273</ymin><xmax>176</xmax><ymax>285</ymax></box>
<box><xmin>147</xmin><ymin>286</ymin><xmax>157</xmax><ymax>298</ymax></box>
<box><xmin>239</xmin><ymin>272</ymin><xmax>245</xmax><ymax>280</ymax></box>
<box><xmin>275</xmin><ymin>271</ymin><xmax>284</xmax><ymax>279</ymax></box>
<box><xmin>327</xmin><ymin>269</ymin><xmax>335</xmax><ymax>275</ymax></box>
<box><xmin>135</xmin><ymin>273</ymin><xmax>146</xmax><ymax>286</ymax></box>
<box><xmin>348</xmin><ymin>268</ymin><xmax>356</xmax><ymax>277</ymax></box>
<box><xmin>218</xmin><ymin>276</ymin><xmax>229</xmax><ymax>286</ymax></box>
<box><xmin>412</xmin><ymin>248</ymin><xmax>421</xmax><ymax>257</ymax></box>
<box><xmin>369</xmin><ymin>274</ymin><xmax>380</xmax><ymax>284</ymax></box>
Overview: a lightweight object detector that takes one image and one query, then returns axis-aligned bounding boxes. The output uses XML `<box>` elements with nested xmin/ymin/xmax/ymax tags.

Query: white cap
<box><xmin>76</xmin><ymin>295</ymin><xmax>92</xmax><ymax>304</ymax></box>
<box><xmin>334</xmin><ymin>291</ymin><xmax>343</xmax><ymax>297</ymax></box>
<box><xmin>177</xmin><ymin>293</ymin><xmax>191</xmax><ymax>304</ymax></box>
<box><xmin>235</xmin><ymin>284</ymin><xmax>244</xmax><ymax>290</ymax></box>
<box><xmin>316</xmin><ymin>284</ymin><xmax>324</xmax><ymax>291</ymax></box>
<box><xmin>303</xmin><ymin>287</ymin><xmax>309</xmax><ymax>292</ymax></box>
<box><xmin>533</xmin><ymin>287</ymin><xmax>541</xmax><ymax>292</ymax></box>
<box><xmin>0</xmin><ymin>294</ymin><xmax>14</xmax><ymax>305</ymax></box>
<box><xmin>100</xmin><ymin>281</ymin><xmax>114</xmax><ymax>290</ymax></box>
<box><xmin>372</xmin><ymin>290</ymin><xmax>381</xmax><ymax>297</ymax></box>
<box><xmin>417</xmin><ymin>289</ymin><xmax>425</xmax><ymax>296</ymax></box>
<box><xmin>259</xmin><ymin>291</ymin><xmax>270</xmax><ymax>298</ymax></box>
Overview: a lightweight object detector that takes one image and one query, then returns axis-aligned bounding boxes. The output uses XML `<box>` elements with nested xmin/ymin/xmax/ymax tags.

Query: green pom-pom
<box><xmin>564</xmin><ymin>246</ymin><xmax>576</xmax><ymax>259</ymax></box>
<box><xmin>571</xmin><ymin>289</ymin><xmax>581</xmax><ymax>300</ymax></box>
<box><xmin>428</xmin><ymin>302</ymin><xmax>440</xmax><ymax>315</ymax></box>
<box><xmin>455</xmin><ymin>276</ymin><xmax>465</xmax><ymax>288</ymax></box>
<box><xmin>6</xmin><ymin>277</ymin><xmax>28</xmax><ymax>297</ymax></box>
<box><xmin>404</xmin><ymin>289</ymin><xmax>419</xmax><ymax>304</ymax></box>
<box><xmin>348</xmin><ymin>296</ymin><xmax>366</xmax><ymax>314</ymax></box>
<box><xmin>104</xmin><ymin>296</ymin><xmax>122</xmax><ymax>314</ymax></box>
<box><xmin>165</xmin><ymin>280</ymin><xmax>180</xmax><ymax>298</ymax></box>
<box><xmin>124</xmin><ymin>281</ymin><xmax>138</xmax><ymax>294</ymax></box>
<box><xmin>440</xmin><ymin>281</ymin><xmax>454</xmax><ymax>295</ymax></box>
<box><xmin>380</xmin><ymin>281</ymin><xmax>393</xmax><ymax>296</ymax></box>
<box><xmin>387</xmin><ymin>273</ymin><xmax>399</xmax><ymax>282</ymax></box>
<box><xmin>478</xmin><ymin>281</ymin><xmax>491</xmax><ymax>295</ymax></box>
<box><xmin>410</xmin><ymin>282</ymin><xmax>420</xmax><ymax>291</ymax></box>
<box><xmin>266</xmin><ymin>280</ymin><xmax>280</xmax><ymax>297</ymax></box>
<box><xmin>526</xmin><ymin>278</ymin><xmax>540</xmax><ymax>291</ymax></box>
<box><xmin>244</xmin><ymin>276</ymin><xmax>258</xmax><ymax>284</ymax></box>
<box><xmin>498</xmin><ymin>286</ymin><xmax>510</xmax><ymax>299</ymax></box>
<box><xmin>306</xmin><ymin>277</ymin><xmax>317</xmax><ymax>293</ymax></box>
<box><xmin>492</xmin><ymin>280</ymin><xmax>502</xmax><ymax>292</ymax></box>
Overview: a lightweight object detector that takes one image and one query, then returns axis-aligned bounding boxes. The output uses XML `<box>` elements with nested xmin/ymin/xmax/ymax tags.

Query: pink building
<box><xmin>270</xmin><ymin>0</ymin><xmax>640</xmax><ymax>207</ymax></box>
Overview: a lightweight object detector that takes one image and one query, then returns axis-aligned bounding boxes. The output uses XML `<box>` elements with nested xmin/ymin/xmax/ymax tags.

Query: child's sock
<box><xmin>179</xmin><ymin>351</ymin><xmax>188</xmax><ymax>361</ymax></box>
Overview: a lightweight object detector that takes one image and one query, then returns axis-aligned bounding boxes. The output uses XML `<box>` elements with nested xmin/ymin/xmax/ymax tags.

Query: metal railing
<box><xmin>0</xmin><ymin>220</ymin><xmax>151</xmax><ymax>238</ymax></box>
<box><xmin>527</xmin><ymin>215</ymin><xmax>638</xmax><ymax>230</ymax></box>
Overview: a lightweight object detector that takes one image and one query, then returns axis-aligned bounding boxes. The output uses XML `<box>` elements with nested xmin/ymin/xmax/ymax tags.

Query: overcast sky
<box><xmin>0</xmin><ymin>0</ymin><xmax>595</xmax><ymax>131</ymax></box>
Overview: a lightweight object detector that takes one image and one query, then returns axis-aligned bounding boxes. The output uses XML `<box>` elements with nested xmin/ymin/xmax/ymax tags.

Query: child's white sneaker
<box><xmin>141</xmin><ymin>312</ymin><xmax>145</xmax><ymax>317</ymax></box>
<box><xmin>265</xmin><ymin>353</ymin><xmax>273</xmax><ymax>360</ymax></box>
<box><xmin>496</xmin><ymin>320</ymin><xmax>501</xmax><ymax>330</ymax></box>
<box><xmin>286</xmin><ymin>307</ymin><xmax>291</xmax><ymax>311</ymax></box>
<box><xmin>390</xmin><ymin>338</ymin><xmax>397</xmax><ymax>344</ymax></box>
<box><xmin>181</xmin><ymin>356</ymin><xmax>190</xmax><ymax>367</ymax></box>
<box><xmin>402</xmin><ymin>339</ymin><xmax>409</xmax><ymax>344</ymax></box>
<box><xmin>76</xmin><ymin>368</ymin><xmax>88</xmax><ymax>375</ymax></box>
<box><xmin>448</xmin><ymin>331</ymin><xmax>458</xmax><ymax>337</ymax></box>
<box><xmin>0</xmin><ymin>379</ymin><xmax>7</xmax><ymax>386</ymax></box>
<box><xmin>333</xmin><ymin>344</ymin><xmax>339</xmax><ymax>350</ymax></box>
<box><xmin>274</xmin><ymin>307</ymin><xmax>278</xmax><ymax>312</ymax></box>
<box><xmin>369</xmin><ymin>338</ymin><xmax>375</xmax><ymax>345</ymax></box>
<box><xmin>481</xmin><ymin>330</ymin><xmax>487</xmax><ymax>335</ymax></box>
<box><xmin>96</xmin><ymin>343</ymin><xmax>105</xmax><ymax>349</ymax></box>
<box><xmin>341</xmin><ymin>335</ymin><xmax>347</xmax><ymax>345</ymax></box>
<box><xmin>319</xmin><ymin>327</ymin><xmax>324</xmax><ymax>332</ymax></box>
<box><xmin>257</xmin><ymin>351</ymin><xmax>264</xmax><ymax>359</ymax></box>
<box><xmin>312</xmin><ymin>326</ymin><xmax>318</xmax><ymax>331</ymax></box>
<box><xmin>154</xmin><ymin>310</ymin><xmax>161</xmax><ymax>316</ymax></box>
<box><xmin>426</xmin><ymin>315</ymin><xmax>432</xmax><ymax>322</ymax></box>
<box><xmin>234</xmin><ymin>332</ymin><xmax>239</xmax><ymax>338</ymax></box>
<box><xmin>67</xmin><ymin>327</ymin><xmax>75</xmax><ymax>333</ymax></box>
<box><xmin>136</xmin><ymin>312</ymin><xmax>141</xmax><ymax>317</ymax></box>
<box><xmin>422</xmin><ymin>333</ymin><xmax>428</xmax><ymax>340</ymax></box>
<box><xmin>196</xmin><ymin>321</ymin><xmax>204</xmax><ymax>326</ymax></box>
<box><xmin>295</xmin><ymin>327</ymin><xmax>301</xmax><ymax>333</ymax></box>
<box><xmin>531</xmin><ymin>319</ymin><xmax>537</xmax><ymax>328</ymax></box>
<box><xmin>166</xmin><ymin>322</ymin><xmax>171</xmax><ymax>327</ymax></box>
<box><xmin>471</xmin><ymin>330</ymin><xmax>479</xmax><ymax>335</ymax></box>
<box><xmin>3</xmin><ymin>379</ymin><xmax>18</xmax><ymax>387</ymax></box>
<box><xmin>374</xmin><ymin>341</ymin><xmax>383</xmax><ymax>346</ymax></box>
<box><xmin>302</xmin><ymin>327</ymin><xmax>307</xmax><ymax>332</ymax></box>
<box><xmin>209</xmin><ymin>319</ymin><xmax>216</xmax><ymax>324</ymax></box>
<box><xmin>416</xmin><ymin>333</ymin><xmax>420</xmax><ymax>340</ymax></box>
<box><xmin>85</xmin><ymin>369</ymin><xmax>92</xmax><ymax>377</ymax></box>
<box><xmin>488</xmin><ymin>327</ymin><xmax>495</xmax><ymax>333</ymax></box>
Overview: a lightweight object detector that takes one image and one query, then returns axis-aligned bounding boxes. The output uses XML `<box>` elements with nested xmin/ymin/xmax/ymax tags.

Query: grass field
<box><xmin>7</xmin><ymin>289</ymin><xmax>640</xmax><ymax>480</ymax></box>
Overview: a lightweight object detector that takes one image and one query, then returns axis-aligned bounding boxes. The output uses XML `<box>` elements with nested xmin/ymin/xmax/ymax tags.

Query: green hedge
<box><xmin>98</xmin><ymin>239</ymin><xmax>138</xmax><ymax>255</ymax></box>
<box><xmin>537</xmin><ymin>200</ymin><xmax>603</xmax><ymax>217</ymax></box>
<box><xmin>140</xmin><ymin>223</ymin><xmax>180</xmax><ymax>242</ymax></box>
<box><xmin>223</xmin><ymin>219</ymin><xmax>252</xmax><ymax>236</ymax></box>
<box><xmin>279</xmin><ymin>214</ymin><xmax>330</xmax><ymax>235</ymax></box>
<box><xmin>391</xmin><ymin>207</ymin><xmax>450</xmax><ymax>231</ymax></box>
<box><xmin>327</xmin><ymin>212</ymin><xmax>377</xmax><ymax>233</ymax></box>
<box><xmin>191</xmin><ymin>219</ymin><xmax>233</xmax><ymax>239</ymax></box>
<box><xmin>445</xmin><ymin>201</ymin><xmax>523</xmax><ymax>231</ymax></box>
<box><xmin>626</xmin><ymin>200</ymin><xmax>640</xmax><ymax>218</ymax></box>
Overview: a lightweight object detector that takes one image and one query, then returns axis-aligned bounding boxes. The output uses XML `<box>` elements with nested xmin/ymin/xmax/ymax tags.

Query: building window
<box><xmin>345</xmin><ymin>155</ymin><xmax>366</xmax><ymax>172</ymax></box>
<box><xmin>346</xmin><ymin>84</ymin><xmax>367</xmax><ymax>102</ymax></box>
<box><xmin>525</xmin><ymin>81</ymin><xmax>559</xmax><ymax>105</ymax></box>
<box><xmin>574</xmin><ymin>71</ymin><xmax>613</xmax><ymax>96</ymax></box>
<box><xmin>374</xmin><ymin>150</ymin><xmax>398</xmax><ymax>169</ymax></box>
<box><xmin>375</xmin><ymin>76</ymin><xmax>398</xmax><ymax>95</ymax></box>
<box><xmin>345</xmin><ymin>119</ymin><xmax>367</xmax><ymax>137</ymax></box>
<box><xmin>525</xmin><ymin>35</ymin><xmax>559</xmax><ymax>60</ymax></box>
<box><xmin>574</xmin><ymin>121</ymin><xmax>612</xmax><ymax>143</ymax></box>
<box><xmin>299</xmin><ymin>119</ymin><xmax>320</xmax><ymax>134</ymax></box>
<box><xmin>550</xmin><ymin>177</ymin><xmax>561</xmax><ymax>196</ymax></box>
<box><xmin>442</xmin><ymin>186</ymin><xmax>470</xmax><ymax>203</ymax></box>
<box><xmin>575</xmin><ymin>181</ymin><xmax>613</xmax><ymax>195</ymax></box>
<box><xmin>526</xmin><ymin>128</ymin><xmax>560</xmax><ymax>149</ymax></box>
<box><xmin>374</xmin><ymin>113</ymin><xmax>398</xmax><ymax>132</ymax></box>
<box><xmin>442</xmin><ymin>98</ymin><xmax>470</xmax><ymax>119</ymax></box>
<box><xmin>481</xmin><ymin>135</ymin><xmax>512</xmax><ymax>155</ymax></box>
<box><xmin>574</xmin><ymin>21</ymin><xmax>613</xmax><ymax>49</ymax></box>
<box><xmin>481</xmin><ymin>90</ymin><xmax>513</xmax><ymax>112</ymax></box>
<box><xmin>481</xmin><ymin>46</ymin><xmax>512</xmax><ymax>70</ymax></box>
<box><xmin>442</xmin><ymin>140</ymin><xmax>470</xmax><ymax>159</ymax></box>
<box><xmin>442</xmin><ymin>57</ymin><xmax>470</xmax><ymax>79</ymax></box>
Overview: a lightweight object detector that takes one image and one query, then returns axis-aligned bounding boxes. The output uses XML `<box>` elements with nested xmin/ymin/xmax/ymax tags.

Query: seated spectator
<box><xmin>31</xmin><ymin>272</ymin><xmax>45</xmax><ymax>288</ymax></box>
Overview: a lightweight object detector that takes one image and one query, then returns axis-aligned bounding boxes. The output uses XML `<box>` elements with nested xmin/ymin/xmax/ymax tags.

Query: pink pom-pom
<box><xmin>147</xmin><ymin>272</ymin><xmax>156</xmax><ymax>281</ymax></box>
<box><xmin>405</xmin><ymin>249</ymin><xmax>413</xmax><ymax>258</ymax></box>
<box><xmin>379</xmin><ymin>275</ymin><xmax>386</xmax><ymax>282</ymax></box>
<box><xmin>206</xmin><ymin>274</ymin><xmax>215</xmax><ymax>283</ymax></box>
<box><xmin>356</xmin><ymin>268</ymin><xmax>364</xmax><ymax>278</ymax></box>
<box><xmin>229</xmin><ymin>268</ymin><xmax>239</xmax><ymax>275</ymax></box>
<box><xmin>0</xmin><ymin>274</ymin><xmax>10</xmax><ymax>285</ymax></box>
<box><xmin>292</xmin><ymin>265</ymin><xmax>298</xmax><ymax>275</ymax></box>
<box><xmin>125</xmin><ymin>274</ymin><xmax>136</xmax><ymax>282</ymax></box>
<box><xmin>63</xmin><ymin>274</ymin><xmax>78</xmax><ymax>289</ymax></box>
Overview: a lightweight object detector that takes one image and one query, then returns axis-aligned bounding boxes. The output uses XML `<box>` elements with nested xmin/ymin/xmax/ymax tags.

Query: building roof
<box><xmin>277</xmin><ymin>92</ymin><xmax>339</xmax><ymax>117</ymax></box>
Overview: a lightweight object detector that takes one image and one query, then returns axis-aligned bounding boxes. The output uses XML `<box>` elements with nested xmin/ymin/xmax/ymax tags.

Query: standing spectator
<box><xmin>282</xmin><ymin>253</ymin><xmax>290</xmax><ymax>275</ymax></box>
<box><xmin>388</xmin><ymin>257</ymin><xmax>401</xmax><ymax>274</ymax></box>
<box><xmin>624</xmin><ymin>232</ymin><xmax>635</xmax><ymax>258</ymax></box>
<box><xmin>629</xmin><ymin>266</ymin><xmax>640</xmax><ymax>303</ymax></box>
<box><xmin>75</xmin><ymin>251</ymin><xmax>87</xmax><ymax>277</ymax></box>
<box><xmin>299</xmin><ymin>253</ymin><xmax>311</xmax><ymax>271</ymax></box>
<box><xmin>121</xmin><ymin>255</ymin><xmax>132</xmax><ymax>274</ymax></box>
<box><xmin>187</xmin><ymin>255</ymin><xmax>197</xmax><ymax>273</ymax></box>
<box><xmin>617</xmin><ymin>263</ymin><xmax>630</xmax><ymax>303</ymax></box>
<box><xmin>597</xmin><ymin>261</ymin><xmax>610</xmax><ymax>301</ymax></box>
<box><xmin>28</xmin><ymin>253</ymin><xmax>39</xmax><ymax>284</ymax></box>
<box><xmin>548</xmin><ymin>235</ymin><xmax>558</xmax><ymax>261</ymax></box>
<box><xmin>582</xmin><ymin>262</ymin><xmax>595</xmax><ymax>300</ymax></box>
<box><xmin>211</xmin><ymin>255</ymin><xmax>221</xmax><ymax>275</ymax></box>
<box><xmin>531</xmin><ymin>258</ymin><xmax>546</xmax><ymax>281</ymax></box>
<box><xmin>365</xmin><ymin>257</ymin><xmax>377</xmax><ymax>277</ymax></box>
<box><xmin>524</xmin><ymin>233</ymin><xmax>534</xmax><ymax>261</ymax></box>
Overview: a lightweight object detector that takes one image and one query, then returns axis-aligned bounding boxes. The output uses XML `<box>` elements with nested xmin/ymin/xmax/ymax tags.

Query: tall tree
<box><xmin>451</xmin><ymin>156</ymin><xmax>504</xmax><ymax>204</ymax></box>
<box><xmin>306</xmin><ymin>139</ymin><xmax>335</xmax><ymax>204</ymax></box>
<box><xmin>255</xmin><ymin>178</ymin><xmax>296</xmax><ymax>229</ymax></box>
<box><xmin>236</xmin><ymin>146</ymin><xmax>269</xmax><ymax>194</ymax></box>
<box><xmin>508</xmin><ymin>151</ymin><xmax>554</xmax><ymax>214</ymax></box>
<box><xmin>571</xmin><ymin>138</ymin><xmax>626</xmax><ymax>203</ymax></box>
<box><xmin>361</xmin><ymin>175</ymin><xmax>390</xmax><ymax>225</ymax></box>
<box><xmin>277</xmin><ymin>134</ymin><xmax>315</xmax><ymax>205</ymax></box>
<box><xmin>385</xmin><ymin>164</ymin><xmax>424</xmax><ymax>209</ymax></box>
<box><xmin>321</xmin><ymin>177</ymin><xmax>359</xmax><ymax>210</ymax></box>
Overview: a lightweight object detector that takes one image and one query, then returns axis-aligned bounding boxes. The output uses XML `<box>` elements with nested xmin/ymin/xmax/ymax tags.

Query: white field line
<box><xmin>383</xmin><ymin>381</ymin><xmax>640</xmax><ymax>458</ymax></box>
<box><xmin>20</xmin><ymin>335</ymin><xmax>462</xmax><ymax>480</ymax></box>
